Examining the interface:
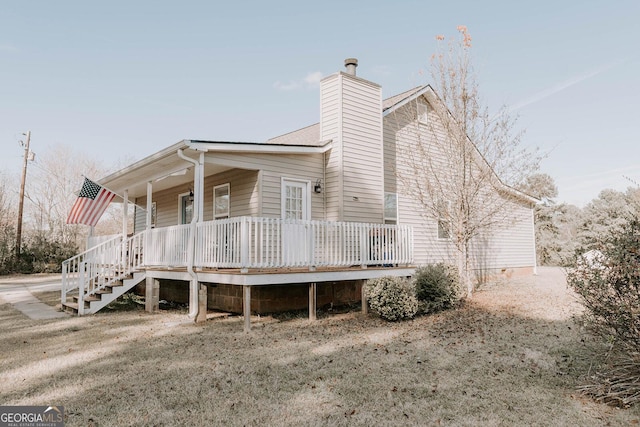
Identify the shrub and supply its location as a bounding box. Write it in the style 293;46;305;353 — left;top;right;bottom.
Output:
365;276;418;321
413;263;460;314
568;218;640;352
567;217;640;407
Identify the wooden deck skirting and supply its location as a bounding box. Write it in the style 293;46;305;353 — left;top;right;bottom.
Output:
142;264;416;331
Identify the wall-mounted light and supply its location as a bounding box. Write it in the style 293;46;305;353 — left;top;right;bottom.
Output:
314;179;322;194
188;189;194;202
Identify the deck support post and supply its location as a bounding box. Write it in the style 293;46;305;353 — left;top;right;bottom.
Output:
361;279;368;315
196;284;207;323
309;282;317;321
243;285;251;332
145;277;160;313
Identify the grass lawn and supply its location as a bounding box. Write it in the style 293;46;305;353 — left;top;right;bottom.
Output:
2;267;639;426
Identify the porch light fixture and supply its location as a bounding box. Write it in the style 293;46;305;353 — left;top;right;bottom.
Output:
188;189;194;202
314;179;322;194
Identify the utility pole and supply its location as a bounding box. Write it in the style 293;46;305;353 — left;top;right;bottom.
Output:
16;130;33;257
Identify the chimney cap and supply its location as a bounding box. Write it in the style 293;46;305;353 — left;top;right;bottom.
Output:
344;58;358;75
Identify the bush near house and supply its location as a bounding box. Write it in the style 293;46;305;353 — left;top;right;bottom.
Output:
413;263;461;314
567;217;640;407
366;264;461;322
365;276;418;321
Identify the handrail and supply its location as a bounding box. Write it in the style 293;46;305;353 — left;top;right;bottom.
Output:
62;231;147;313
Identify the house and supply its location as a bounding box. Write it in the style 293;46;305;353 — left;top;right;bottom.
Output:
61;58;537;329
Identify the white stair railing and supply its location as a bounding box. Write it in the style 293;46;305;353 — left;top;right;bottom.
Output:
62;232;147;314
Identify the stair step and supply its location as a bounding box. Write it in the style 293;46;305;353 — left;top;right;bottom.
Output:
62;302;79;314
73;295;101;303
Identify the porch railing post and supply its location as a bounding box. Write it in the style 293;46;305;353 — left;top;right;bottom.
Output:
78;261;85;316
360;223;369;269
240;216;250;272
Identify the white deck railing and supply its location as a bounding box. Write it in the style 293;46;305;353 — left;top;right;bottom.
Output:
64;218;413;305
140;216;413;270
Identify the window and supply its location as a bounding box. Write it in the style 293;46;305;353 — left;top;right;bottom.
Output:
418;101;428;125
384;192;398;224
437;200;451;239
179;192;193;224
214;184;230;219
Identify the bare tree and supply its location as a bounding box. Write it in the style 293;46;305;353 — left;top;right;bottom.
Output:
393;26;540;296
0;172;17;272
25;144;108;249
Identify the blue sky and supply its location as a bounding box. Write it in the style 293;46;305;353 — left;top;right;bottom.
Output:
1;0;638;207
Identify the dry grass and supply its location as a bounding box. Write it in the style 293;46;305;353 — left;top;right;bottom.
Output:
2;267;640;426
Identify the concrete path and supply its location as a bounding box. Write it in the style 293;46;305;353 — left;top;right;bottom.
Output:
0;274;68;320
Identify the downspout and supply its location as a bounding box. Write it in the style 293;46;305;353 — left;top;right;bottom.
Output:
177;149;200;320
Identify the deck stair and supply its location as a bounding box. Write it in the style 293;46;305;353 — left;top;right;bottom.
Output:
62;271;146;315
62;232;146;315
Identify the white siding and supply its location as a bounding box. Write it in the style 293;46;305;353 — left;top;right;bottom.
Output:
320;72;383;223
384;95;536;272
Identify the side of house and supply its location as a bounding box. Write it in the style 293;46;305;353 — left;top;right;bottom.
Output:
382;87;537;279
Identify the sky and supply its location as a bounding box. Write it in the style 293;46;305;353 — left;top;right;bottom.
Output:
1;0;638;207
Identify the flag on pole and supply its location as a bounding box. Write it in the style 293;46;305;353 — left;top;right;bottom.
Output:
66;178;116;226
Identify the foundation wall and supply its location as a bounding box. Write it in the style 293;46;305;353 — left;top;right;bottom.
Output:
136;279;363;314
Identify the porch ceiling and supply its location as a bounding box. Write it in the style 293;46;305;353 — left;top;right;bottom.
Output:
100;148;234;199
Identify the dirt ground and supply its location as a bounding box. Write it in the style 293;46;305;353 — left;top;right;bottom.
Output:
1;267;639;426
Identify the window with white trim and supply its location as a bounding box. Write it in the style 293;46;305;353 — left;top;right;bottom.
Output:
214;183;230;219
437;200;451;239
384;192;398;224
418;101;429;125
179;192;193;224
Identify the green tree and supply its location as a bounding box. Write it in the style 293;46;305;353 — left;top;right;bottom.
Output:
521;173;580;266
578;189;636;249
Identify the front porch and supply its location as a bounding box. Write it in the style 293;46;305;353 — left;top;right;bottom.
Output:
62;216;415;329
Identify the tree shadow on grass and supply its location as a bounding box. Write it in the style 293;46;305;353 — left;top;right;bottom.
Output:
1;293;638;426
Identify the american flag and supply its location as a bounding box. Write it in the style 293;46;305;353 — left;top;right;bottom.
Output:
66;178;116;226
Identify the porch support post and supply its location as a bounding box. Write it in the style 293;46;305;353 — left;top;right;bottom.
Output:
122;189;129;269
146;181;153;230
361;279;368;315
309;282;317;321
198;152;205;223
145;277;159;313
122;189;129;240
243;285;251;332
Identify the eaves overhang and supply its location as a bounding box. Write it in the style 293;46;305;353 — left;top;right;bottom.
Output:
185;139;332;154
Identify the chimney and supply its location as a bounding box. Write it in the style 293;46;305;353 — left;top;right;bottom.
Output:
344;58;358;76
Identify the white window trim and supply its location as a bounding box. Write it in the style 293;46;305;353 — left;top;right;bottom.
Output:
281;177;311;220
214;183;230;219
384;192;398;223
178;191;193;224
417;101;429;125
437;199;452;240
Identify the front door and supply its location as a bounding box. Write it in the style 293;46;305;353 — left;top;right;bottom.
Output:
281;179;310;265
